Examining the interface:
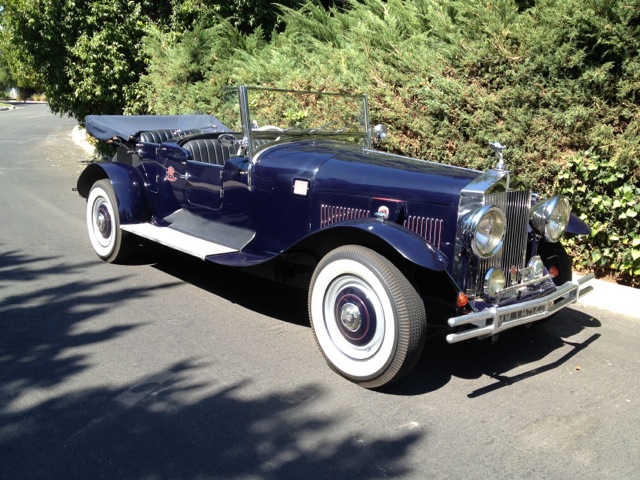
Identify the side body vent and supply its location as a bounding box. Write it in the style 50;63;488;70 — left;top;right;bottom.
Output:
320;205;370;228
404;216;443;249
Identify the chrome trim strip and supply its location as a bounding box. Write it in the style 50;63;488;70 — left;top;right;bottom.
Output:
446;274;595;344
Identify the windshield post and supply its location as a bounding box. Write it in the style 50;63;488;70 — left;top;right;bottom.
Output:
238;84;253;159
362;94;372;149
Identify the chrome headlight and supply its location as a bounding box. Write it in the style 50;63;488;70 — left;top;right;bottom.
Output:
530;196;570;243
459;205;506;258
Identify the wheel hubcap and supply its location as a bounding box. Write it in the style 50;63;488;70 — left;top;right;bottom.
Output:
340;303;362;332
93;199;113;247
97;211;106;233
326;276;381;351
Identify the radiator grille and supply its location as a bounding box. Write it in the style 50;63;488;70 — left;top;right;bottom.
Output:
404;216;443;249
320;205;369;227
474;190;531;301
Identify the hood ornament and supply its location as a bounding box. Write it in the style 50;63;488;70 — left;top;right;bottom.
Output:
489;142;507;170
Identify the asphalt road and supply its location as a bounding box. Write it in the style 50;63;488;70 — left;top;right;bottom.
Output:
1;104;638;480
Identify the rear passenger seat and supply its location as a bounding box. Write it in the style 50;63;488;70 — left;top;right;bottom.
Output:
138;129;177;144
138;129;199;144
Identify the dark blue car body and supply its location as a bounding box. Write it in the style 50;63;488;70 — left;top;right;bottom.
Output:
78;85;593;388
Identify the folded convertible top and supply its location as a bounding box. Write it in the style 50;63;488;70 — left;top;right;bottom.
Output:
85;114;230;141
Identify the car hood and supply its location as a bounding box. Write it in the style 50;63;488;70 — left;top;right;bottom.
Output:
310;140;481;207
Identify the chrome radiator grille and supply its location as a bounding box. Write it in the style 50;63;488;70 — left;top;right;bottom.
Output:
473;189;531;301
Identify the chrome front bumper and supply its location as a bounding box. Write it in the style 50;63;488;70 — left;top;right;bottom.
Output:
446;274;595;344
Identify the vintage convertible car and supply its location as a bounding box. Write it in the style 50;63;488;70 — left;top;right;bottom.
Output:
78;85;594;388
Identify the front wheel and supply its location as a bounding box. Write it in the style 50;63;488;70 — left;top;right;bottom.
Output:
86;179;133;263
309;246;426;389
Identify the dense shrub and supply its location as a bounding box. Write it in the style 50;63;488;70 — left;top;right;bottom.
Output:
136;0;640;285
557;152;640;286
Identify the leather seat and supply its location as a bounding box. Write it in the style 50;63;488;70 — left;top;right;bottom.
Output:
182;138;235;166
138;129;177;144
138;129;199;144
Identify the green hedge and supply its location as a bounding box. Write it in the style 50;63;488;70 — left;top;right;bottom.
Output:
557;152;640;286
135;0;640;285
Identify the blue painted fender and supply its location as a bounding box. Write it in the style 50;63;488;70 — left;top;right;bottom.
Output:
327;219;449;271
566;213;591;235
77;162;151;224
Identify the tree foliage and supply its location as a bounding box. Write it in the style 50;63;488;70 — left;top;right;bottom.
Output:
0;50;15;92
0;0;321;120
0;0;163;119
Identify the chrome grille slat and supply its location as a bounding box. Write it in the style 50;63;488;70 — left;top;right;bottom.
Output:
404;216;443;249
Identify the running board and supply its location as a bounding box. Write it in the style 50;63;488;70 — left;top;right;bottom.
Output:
121;223;237;260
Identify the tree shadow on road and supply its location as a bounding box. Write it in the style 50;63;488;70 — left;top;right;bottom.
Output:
0;248;422;479
1;361;421;480
0;249;179;406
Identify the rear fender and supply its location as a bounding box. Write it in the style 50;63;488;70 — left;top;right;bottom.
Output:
77;162;151;224
319;219;449;271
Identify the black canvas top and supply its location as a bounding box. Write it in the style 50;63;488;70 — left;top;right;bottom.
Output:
85;114;230;141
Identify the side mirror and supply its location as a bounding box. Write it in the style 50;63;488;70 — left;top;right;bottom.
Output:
373;124;388;143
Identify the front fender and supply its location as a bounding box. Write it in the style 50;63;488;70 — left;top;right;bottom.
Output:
566;213;591;235
331;219;449;271
77;162;150;224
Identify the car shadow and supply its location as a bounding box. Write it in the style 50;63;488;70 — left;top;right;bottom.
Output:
148;245;603;397
388;308;602;396
150;245;309;327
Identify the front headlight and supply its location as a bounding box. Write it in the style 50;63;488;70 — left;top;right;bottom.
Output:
459;205;506;258
530;196;570;242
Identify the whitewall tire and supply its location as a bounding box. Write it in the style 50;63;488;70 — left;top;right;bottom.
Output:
309;245;426;388
86;179;132;263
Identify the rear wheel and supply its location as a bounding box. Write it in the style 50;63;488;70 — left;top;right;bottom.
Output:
86;179;133;263
309;246;426;389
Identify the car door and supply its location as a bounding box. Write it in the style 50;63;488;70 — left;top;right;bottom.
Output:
185;161;224;211
158;144;190;208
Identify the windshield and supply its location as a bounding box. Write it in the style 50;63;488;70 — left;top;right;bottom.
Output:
215;86;371;156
